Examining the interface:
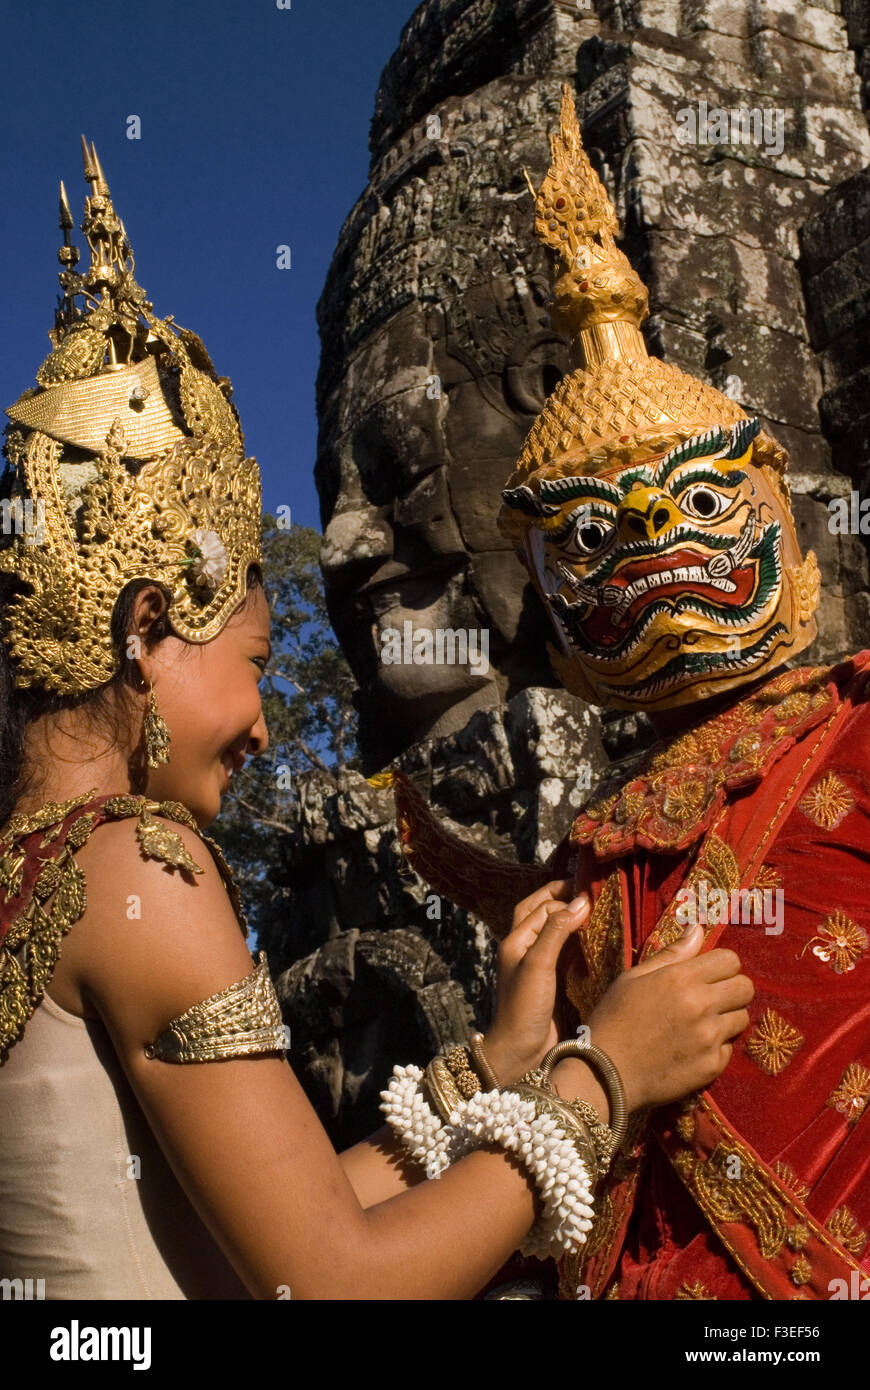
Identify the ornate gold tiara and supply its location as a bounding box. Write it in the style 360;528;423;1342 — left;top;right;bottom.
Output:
0;138;262;695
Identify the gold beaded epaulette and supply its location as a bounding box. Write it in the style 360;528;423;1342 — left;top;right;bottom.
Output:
0;789;251;1064
0;138;262;696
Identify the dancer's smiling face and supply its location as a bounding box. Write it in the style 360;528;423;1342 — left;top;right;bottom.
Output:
134;575;271;828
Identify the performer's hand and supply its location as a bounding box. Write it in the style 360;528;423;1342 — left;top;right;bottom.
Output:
582;925;754;1111
485;878;591;1085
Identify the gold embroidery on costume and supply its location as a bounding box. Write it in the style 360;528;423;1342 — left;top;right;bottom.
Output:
0;790;247;1064
826;1206;868;1256
672;1143;789;1260
774;1161;810;1204
753;864;782;893
660;776;707;823
790;1255;812;1286
786;1224;810;1251
798;773;854;830
745;1008;804;1076
0;791;98;1064
674;1281;716;1299
568;666;835;858
827;1062;870;1126
801;911;868;975
143;951;286;1063
647;833;739;953
560;1109;649;1298
676;1092;699;1142
677;1113;696;1141
565;870;623;1016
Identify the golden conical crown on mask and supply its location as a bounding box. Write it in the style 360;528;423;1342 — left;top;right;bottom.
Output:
0;139;262;696
501;85;781;521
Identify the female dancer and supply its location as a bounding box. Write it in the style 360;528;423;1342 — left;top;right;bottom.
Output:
0;146;753;1300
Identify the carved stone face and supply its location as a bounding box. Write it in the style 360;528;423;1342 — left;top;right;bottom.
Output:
317;289;568;766
513;422;820;710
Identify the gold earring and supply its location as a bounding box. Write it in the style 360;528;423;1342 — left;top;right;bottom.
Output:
143;681;171;768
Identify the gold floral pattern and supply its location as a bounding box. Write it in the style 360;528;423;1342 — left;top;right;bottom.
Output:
661;776;707;822
644;833;740;955
753;864;783;893
827;1062;870;1126
802;911;868;975
565;871;624;1017
798;773;855;830
745;1008;805;1076
790;1255;812;1286
570;663;836;857
672;1141;789;1260
674;1281;716;1299
826;1205;868;1256
774;1161;810;1204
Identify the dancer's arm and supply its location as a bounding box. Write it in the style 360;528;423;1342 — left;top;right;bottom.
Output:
74;817;751;1300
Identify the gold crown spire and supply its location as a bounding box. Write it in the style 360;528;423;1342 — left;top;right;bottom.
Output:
0;141;262;696
501;86;753;489
528;84;649;369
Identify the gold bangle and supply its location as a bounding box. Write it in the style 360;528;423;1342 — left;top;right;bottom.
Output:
469;1031;500;1091
507;1081;601;1184
539;1039;628;1149
425;1056;463;1122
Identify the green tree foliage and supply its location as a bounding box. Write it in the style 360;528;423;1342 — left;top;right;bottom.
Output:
208;515;359;930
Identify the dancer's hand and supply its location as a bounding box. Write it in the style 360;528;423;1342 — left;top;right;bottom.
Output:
577;926;754;1112
485;878;590;1085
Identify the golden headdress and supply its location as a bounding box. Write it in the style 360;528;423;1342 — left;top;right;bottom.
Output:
502;84;772;496
0;138;262;696
499;87;818;710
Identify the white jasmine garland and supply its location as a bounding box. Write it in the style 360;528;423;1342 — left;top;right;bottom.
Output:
188;529;228;589
380;1064;597;1259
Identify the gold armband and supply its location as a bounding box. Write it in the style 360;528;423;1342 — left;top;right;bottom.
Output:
143;951;287;1063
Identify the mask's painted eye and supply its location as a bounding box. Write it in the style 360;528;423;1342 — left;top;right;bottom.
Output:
563;517;615;557
678;483;732;521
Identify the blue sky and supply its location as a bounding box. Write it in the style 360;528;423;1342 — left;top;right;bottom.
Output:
0;0;418;530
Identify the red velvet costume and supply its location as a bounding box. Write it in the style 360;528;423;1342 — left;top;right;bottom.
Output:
394;651;870;1300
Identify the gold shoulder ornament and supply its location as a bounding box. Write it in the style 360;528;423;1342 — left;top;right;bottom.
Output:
0;790;249;1063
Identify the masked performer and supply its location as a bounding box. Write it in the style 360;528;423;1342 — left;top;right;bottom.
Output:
0;141;751;1300
394;86;870;1301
